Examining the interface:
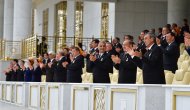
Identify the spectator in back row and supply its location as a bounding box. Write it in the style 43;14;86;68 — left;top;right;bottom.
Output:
161;32;180;73
184;30;190;55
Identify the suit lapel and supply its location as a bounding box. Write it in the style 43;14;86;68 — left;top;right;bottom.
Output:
99;53;105;61
144;44;156;58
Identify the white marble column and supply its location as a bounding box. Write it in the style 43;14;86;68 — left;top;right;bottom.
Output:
167;0;188;25
83;1;101;38
13;0;32;41
0;0;4;38
2;0;32;59
3;0;32;41
108;2;115;40
3;0;14;40
67;0;75;37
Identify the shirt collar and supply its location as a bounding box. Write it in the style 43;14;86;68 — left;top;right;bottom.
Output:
99;52;104;57
59;56;64;60
94;47;98;50
148;43;154;50
168;41;174;46
51;58;54;62
74;54;80;59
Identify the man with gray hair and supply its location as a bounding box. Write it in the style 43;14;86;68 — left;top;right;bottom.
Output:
89;41;112;83
128;32;165;84
54;50;68;82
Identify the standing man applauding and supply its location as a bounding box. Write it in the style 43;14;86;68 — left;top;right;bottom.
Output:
128;32;165;84
62;47;84;83
112;40;137;84
89;41;112;83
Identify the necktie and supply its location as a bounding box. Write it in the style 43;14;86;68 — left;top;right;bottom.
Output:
99;54;101;59
72;58;76;63
166;45;170;50
98;54;102;59
145;49;151;57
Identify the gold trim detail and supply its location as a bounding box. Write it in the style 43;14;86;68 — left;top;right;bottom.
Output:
101;2;109;39
72;87;89;110
48;86;59;110
40;86;46;110
29;85;39;108
15;85;23;105
172;91;190;110
93;88;106;110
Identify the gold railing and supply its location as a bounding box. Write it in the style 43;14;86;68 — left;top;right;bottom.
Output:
0;36;113;60
21;35;112;59
0;39;5;60
22;35;37;59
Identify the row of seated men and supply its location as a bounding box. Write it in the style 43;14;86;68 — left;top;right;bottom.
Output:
4;23;190;84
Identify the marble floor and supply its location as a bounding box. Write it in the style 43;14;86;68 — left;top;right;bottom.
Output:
0;102;30;110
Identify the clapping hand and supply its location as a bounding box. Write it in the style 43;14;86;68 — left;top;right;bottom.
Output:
13;65;19;72
48;62;52;68
62;62;68;68
89;54;96;62
127;47;142;58
39;63;45;69
70;54;74;62
111;55;121;64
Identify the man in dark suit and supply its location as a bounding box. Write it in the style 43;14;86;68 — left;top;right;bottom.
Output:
41;53;50;76
106;42;116;73
11;59;19;81
45;51;57;82
128;32;165;84
112;40;137;84
42;53;50;64
83;39;99;73
90;41;112;83
160;27;170;48
63;47;84;83
180;19;190;43
136;30;149;55
161;32;180;73
54;50;68;82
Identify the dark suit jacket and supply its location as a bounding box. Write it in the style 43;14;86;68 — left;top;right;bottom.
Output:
114;53;137;84
41;58;50;75
86;48;99;73
43;59;50;64
186;48;190;55
16;68;25;81
137;41;147;56
6;70;13;81
11;70;17;81
160;36;168;49
46;59;57;82
54;56;67;82
132;44;165;84
66;55;84;83
107;49;117;73
90;52;112;83
32;66;42;82
161;42;180;73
